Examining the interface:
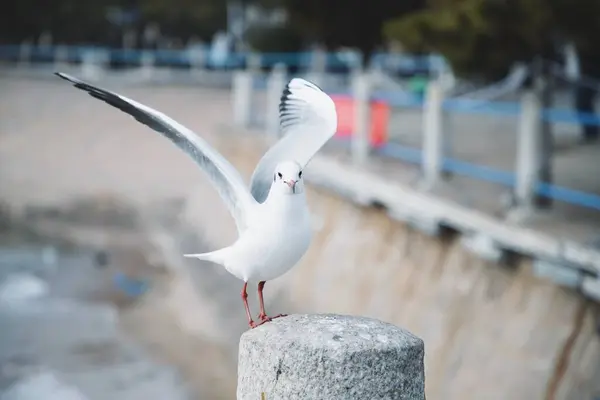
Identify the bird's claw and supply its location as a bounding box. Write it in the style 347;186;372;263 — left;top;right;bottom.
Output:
248;313;289;329
258;313;271;323
257;313;288;324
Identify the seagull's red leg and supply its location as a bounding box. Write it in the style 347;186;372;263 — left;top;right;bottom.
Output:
257;281;287;325
241;282;256;329
257;281;269;321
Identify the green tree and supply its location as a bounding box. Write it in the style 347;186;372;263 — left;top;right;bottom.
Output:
383;0;600;81
383;0;562;81
384;0;600;200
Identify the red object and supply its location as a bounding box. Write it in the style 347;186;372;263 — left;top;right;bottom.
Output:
332;95;389;148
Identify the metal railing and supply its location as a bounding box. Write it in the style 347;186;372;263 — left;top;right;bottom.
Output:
3;43;599;211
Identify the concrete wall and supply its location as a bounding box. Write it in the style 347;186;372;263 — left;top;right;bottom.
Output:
278;187;600;399
1;77;598;399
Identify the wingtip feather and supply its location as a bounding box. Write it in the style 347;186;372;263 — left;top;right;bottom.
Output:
279;77;337;133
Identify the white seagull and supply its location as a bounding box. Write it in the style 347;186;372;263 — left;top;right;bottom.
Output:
55;72;338;328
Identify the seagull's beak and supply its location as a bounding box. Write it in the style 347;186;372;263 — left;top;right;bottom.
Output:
285;180;297;190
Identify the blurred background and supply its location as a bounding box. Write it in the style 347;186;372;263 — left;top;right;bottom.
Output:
1;0;600;399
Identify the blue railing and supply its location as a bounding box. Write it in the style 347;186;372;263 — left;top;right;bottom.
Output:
0;44;441;72
3;43;598;211
326;90;600;212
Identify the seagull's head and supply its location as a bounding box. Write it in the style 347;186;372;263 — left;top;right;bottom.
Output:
272;161;304;195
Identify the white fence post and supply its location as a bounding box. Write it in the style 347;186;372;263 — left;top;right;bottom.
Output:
188;47;206;78
81;49;106;81
53;45;69;71
421;79;445;188
513;89;542;213
266;63;288;138
351;71;371;166
307;47;327;88
247;53;262;73
139;50;156;81
18;40;33;68
232;71;253;128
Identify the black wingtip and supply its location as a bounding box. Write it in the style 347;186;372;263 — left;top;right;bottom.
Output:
279;86;292;112
279;77;323;113
54;71;79;85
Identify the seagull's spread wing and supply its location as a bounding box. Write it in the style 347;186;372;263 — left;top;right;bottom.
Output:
249;78;338;203
55;72;256;233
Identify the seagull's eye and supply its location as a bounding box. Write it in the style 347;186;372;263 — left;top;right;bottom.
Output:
298;171;303;178
277;172;283;179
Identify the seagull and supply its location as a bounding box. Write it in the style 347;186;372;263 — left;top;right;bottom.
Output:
54;72;338;328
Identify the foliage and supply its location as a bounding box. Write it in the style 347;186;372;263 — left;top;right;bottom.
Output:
383;0;566;80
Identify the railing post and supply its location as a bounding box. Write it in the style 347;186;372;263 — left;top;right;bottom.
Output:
266;63;288;138
139;50;156;81
232;70;253;128
18;40;33;68
307;46;327;88
351;71;372;167
54;45;69;72
513;89;542;214
188;46;206;78
247;53;262;74
237;314;425;399
80;49;106;81
421;79;445;189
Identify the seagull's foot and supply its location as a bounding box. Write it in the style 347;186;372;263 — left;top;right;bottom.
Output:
258;312;270;322
248;319;258;329
255;318;271;327
257;313;288;324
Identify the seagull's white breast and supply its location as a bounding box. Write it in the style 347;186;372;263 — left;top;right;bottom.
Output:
224;194;312;282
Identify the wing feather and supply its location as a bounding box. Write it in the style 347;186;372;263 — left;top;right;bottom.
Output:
250;78;337;203
55;72;256;233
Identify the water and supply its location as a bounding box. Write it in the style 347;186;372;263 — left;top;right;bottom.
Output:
0;242;193;400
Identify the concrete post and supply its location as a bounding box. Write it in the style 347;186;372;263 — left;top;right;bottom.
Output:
53;45;69;72
237;314;425;400
514;89;542;212
422;79;445;189
232;71;253;128
139;50;156;81
80;50;105;81
307;47;327;88
247;53;262;74
266;63;288;138
351;71;371;167
18;40;33;68
188;46;206;78
349;52;363;76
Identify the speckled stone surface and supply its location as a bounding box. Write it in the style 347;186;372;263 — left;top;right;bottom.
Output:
237;314;425;400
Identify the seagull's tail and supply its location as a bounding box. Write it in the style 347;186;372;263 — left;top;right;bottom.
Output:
183;248;228;265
